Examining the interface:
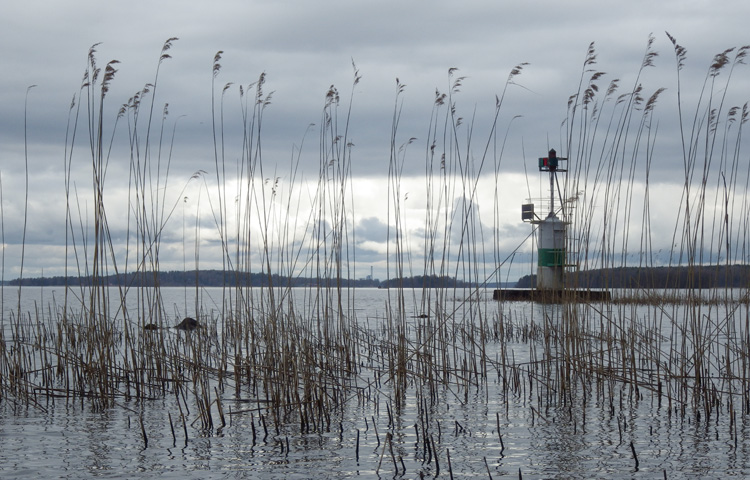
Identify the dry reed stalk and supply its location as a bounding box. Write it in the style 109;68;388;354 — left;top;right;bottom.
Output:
2;36;750;479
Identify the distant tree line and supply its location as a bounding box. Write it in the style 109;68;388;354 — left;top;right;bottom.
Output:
7;270;383;288
6;270;488;289
516;265;750;289
379;274;471;289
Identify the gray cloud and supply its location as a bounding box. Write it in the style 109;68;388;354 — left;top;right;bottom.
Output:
2;1;750;280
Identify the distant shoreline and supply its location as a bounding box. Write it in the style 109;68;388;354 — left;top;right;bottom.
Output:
7;264;750;289
3;270;515;289
516;264;750;289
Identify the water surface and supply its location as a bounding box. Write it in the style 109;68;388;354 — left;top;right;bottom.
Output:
1;286;749;478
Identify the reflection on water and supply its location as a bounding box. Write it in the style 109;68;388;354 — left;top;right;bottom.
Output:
1;285;750;478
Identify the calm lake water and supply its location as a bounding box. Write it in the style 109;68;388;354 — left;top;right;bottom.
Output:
1;285;749;478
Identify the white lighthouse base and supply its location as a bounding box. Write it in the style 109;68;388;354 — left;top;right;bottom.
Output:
537;266;564;290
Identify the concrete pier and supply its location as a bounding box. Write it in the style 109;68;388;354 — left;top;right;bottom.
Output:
492;288;611;303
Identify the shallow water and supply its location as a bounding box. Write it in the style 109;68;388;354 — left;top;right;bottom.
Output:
2;286;750;478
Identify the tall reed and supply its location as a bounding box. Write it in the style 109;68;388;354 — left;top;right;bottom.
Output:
2;35;750;476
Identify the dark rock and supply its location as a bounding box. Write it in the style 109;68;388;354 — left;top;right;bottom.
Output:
175;317;200;331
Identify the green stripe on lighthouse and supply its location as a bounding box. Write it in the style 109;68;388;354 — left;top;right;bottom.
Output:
538;248;565;267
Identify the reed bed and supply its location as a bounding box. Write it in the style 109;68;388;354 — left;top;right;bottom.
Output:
2;34;750;476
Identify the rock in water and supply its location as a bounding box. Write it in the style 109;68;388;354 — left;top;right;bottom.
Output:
175;317;200;331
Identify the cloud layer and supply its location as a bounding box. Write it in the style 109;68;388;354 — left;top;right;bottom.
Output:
2;1;750;281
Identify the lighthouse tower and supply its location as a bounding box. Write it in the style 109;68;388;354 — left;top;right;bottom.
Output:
493;148;610;302
522;149;568;291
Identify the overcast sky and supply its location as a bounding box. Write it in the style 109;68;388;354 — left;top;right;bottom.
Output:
2;0;750;283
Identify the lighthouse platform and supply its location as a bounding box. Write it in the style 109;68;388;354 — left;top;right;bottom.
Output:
492;288;612;303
